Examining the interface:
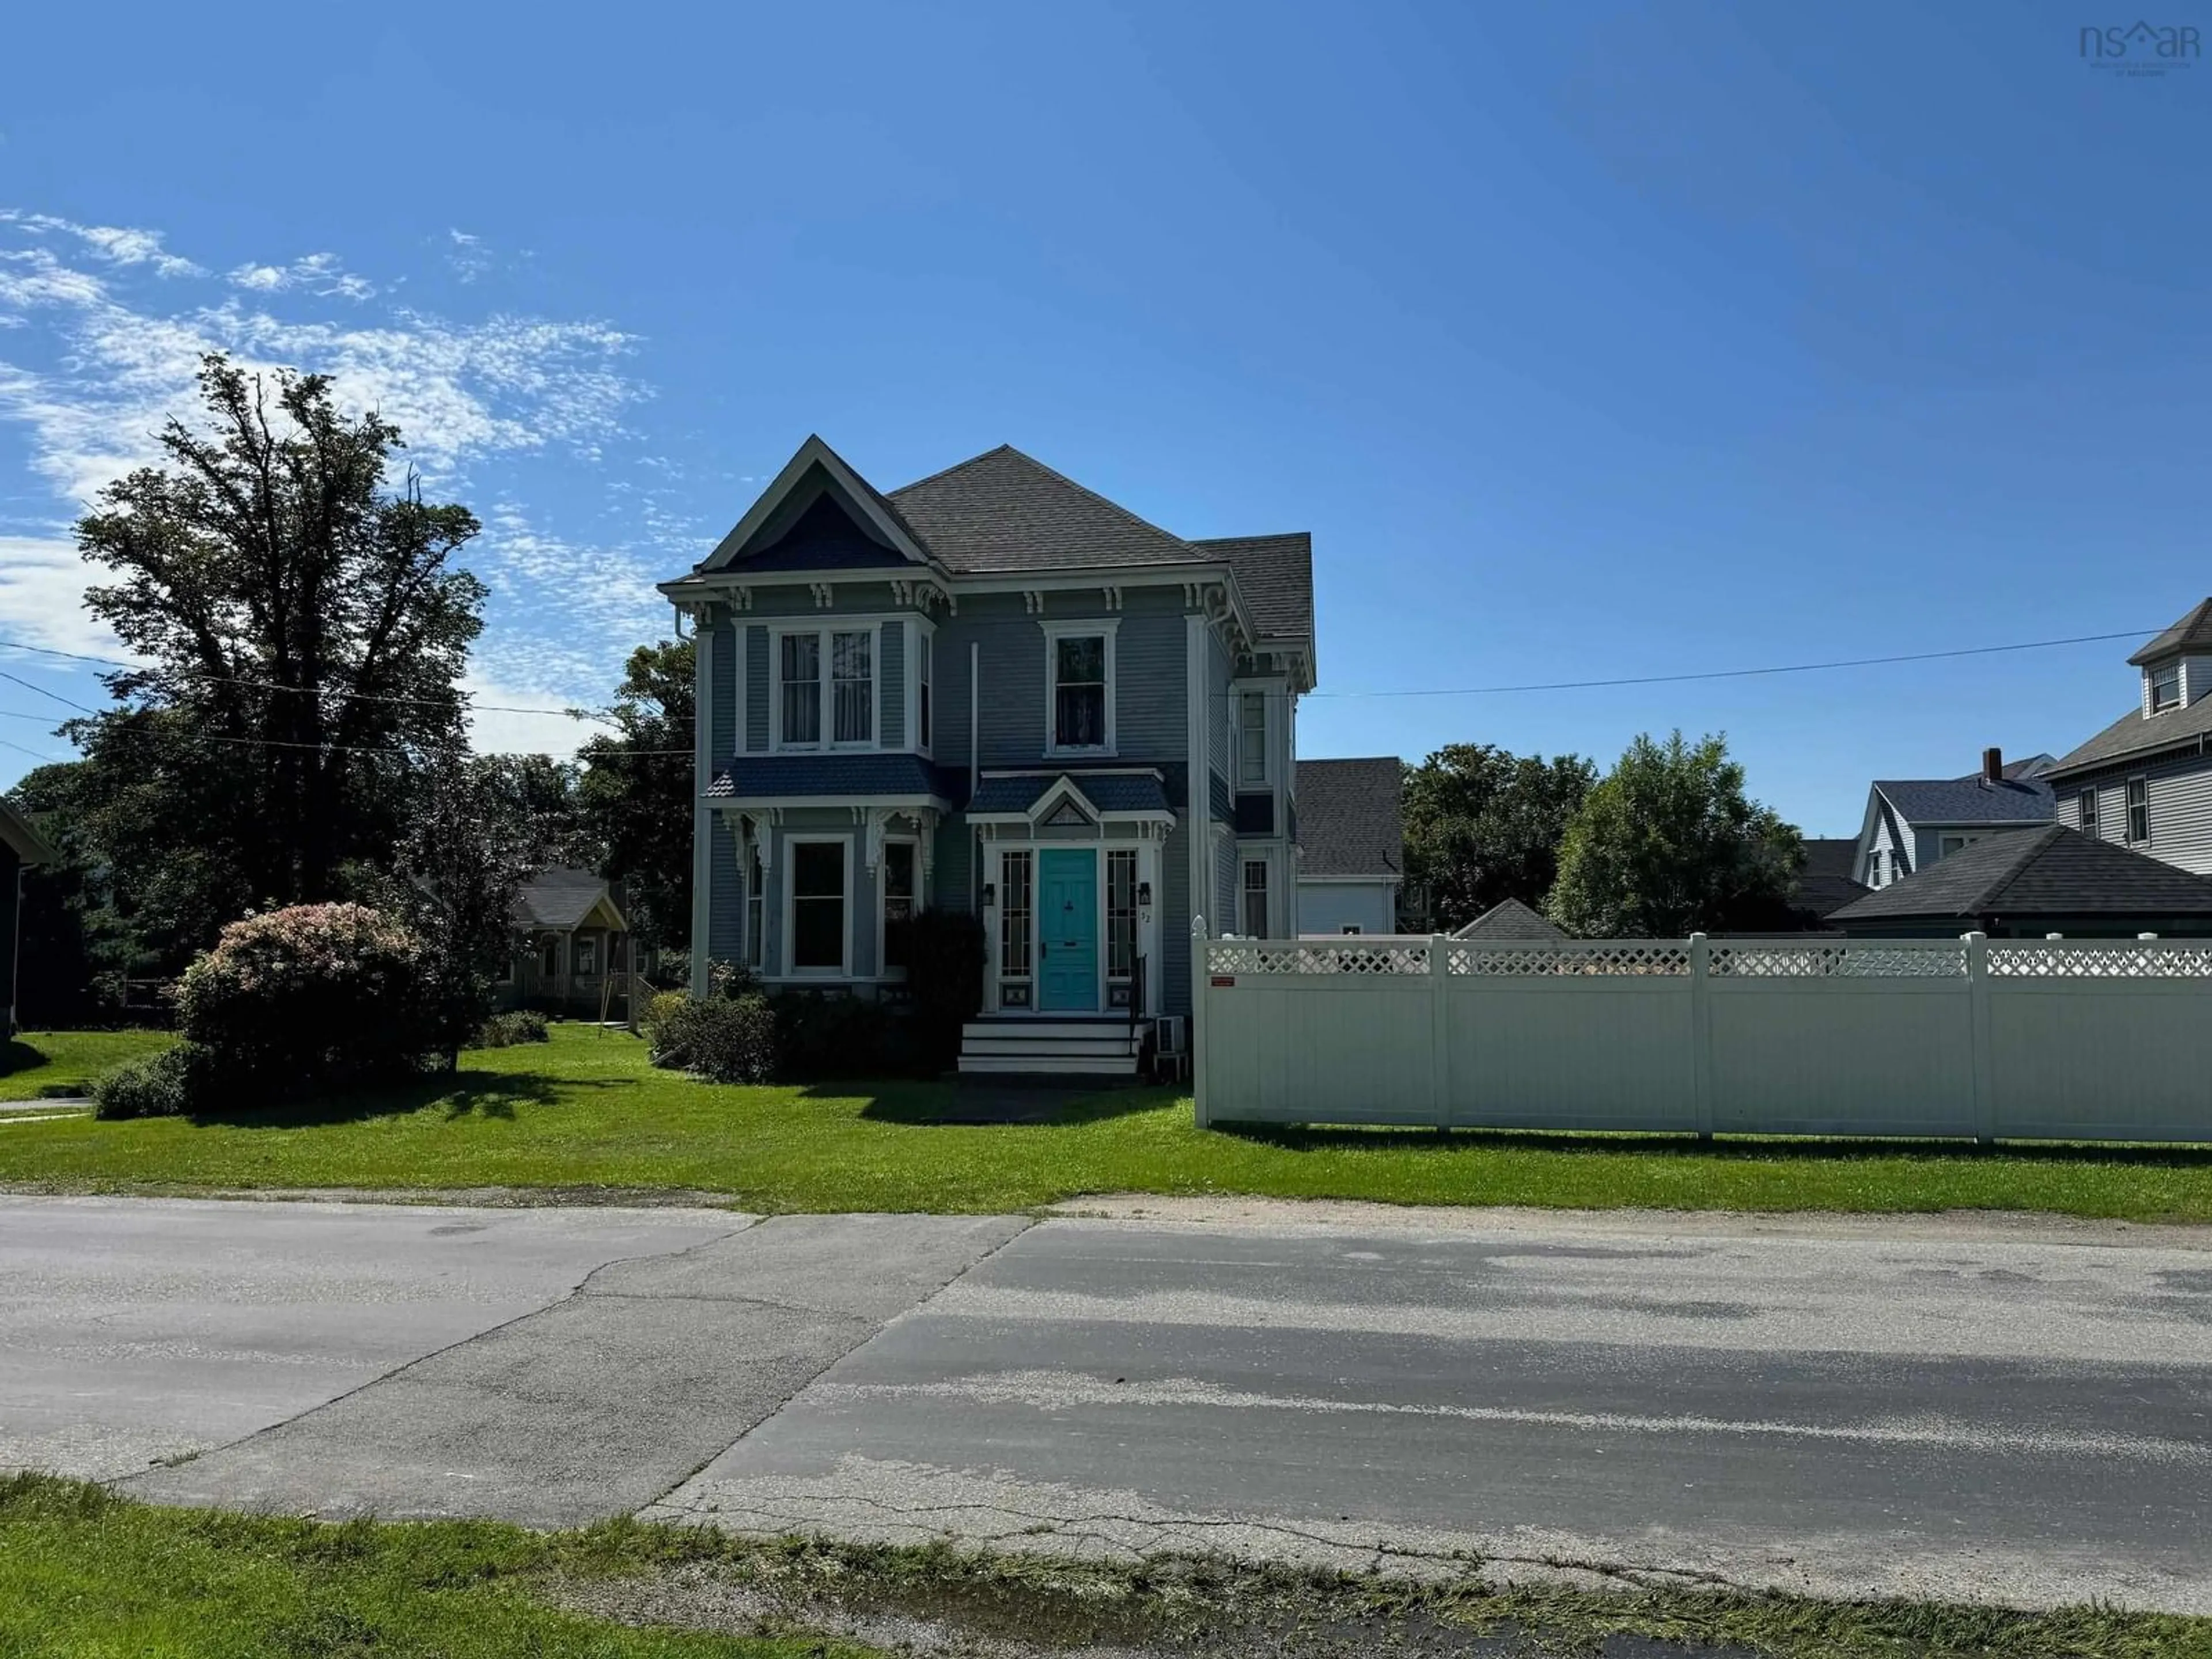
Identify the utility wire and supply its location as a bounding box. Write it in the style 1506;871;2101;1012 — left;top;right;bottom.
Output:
1306;628;2152;699
0;636;613;722
0;668;101;716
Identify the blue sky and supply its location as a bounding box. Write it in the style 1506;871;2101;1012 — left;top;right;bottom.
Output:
1;0;2205;832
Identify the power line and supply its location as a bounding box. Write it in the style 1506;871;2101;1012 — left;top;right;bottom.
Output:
0;736;63;765
0;636;614;722
0;668;100;717
1306;628;2153;699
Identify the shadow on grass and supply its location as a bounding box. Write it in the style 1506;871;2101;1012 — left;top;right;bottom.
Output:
1213;1120;2212;1167
0;1039;47;1078
185;1069;574;1130
825;1078;1180;1127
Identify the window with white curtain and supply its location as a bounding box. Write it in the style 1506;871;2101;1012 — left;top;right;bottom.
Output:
779;633;821;746
831;629;873;745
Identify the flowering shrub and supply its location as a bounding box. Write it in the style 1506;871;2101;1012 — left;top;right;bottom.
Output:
171;903;435;1103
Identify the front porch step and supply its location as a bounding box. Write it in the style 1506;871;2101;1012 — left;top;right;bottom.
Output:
957;1014;1151;1079
957;1054;1140;1077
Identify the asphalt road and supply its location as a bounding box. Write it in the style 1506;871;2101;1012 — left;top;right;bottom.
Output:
6;1195;2211;1609
649;1210;2212;1612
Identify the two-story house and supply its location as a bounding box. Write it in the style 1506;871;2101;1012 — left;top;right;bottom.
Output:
1849;749;2055;890
2047;599;2212;875
658;437;1315;1074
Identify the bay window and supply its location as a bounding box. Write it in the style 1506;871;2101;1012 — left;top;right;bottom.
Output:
881;841;917;975
831;629;873;744
775;626;877;749
789;840;849;973
1238;690;1267;785
779;634;821;746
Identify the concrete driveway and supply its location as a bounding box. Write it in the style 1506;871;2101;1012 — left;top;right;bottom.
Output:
5;1194;2211;1611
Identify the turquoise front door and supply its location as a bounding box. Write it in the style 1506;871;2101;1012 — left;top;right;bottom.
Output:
1037;849;1099;1012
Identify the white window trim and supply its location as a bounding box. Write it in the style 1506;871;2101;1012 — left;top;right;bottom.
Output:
2151;662;2182;713
770;624;884;754
1236;686;1271;787
1041;618;1119;759
1240;851;1274;938
876;834;921;982
911;617;936;758
743;831;766;969
2078;787;2099;840
782;834;853;976
2127;774;2150;843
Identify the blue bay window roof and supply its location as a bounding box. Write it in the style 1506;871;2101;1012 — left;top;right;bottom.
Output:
706;753;956;801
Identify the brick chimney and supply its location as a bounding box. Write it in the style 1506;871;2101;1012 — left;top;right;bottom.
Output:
1982;747;2003;785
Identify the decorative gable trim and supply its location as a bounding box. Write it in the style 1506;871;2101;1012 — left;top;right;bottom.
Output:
699;435;932;574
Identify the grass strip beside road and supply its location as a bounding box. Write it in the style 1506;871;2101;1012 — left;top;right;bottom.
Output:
0;1474;868;1658
3;1025;2212;1221
3;1474;2207;1659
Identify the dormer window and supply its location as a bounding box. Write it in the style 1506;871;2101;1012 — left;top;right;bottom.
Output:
2151;660;2182;713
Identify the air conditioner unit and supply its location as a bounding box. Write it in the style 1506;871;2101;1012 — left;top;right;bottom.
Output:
1154;1015;1187;1056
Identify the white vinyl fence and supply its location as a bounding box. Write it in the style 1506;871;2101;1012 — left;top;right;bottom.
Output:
1191;927;2212;1143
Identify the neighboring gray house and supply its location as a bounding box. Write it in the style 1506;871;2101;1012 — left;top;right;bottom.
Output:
1;797;56;1037
1789;837;1870;926
1851;749;2055;890
660;437;1316;1074
2047;599;2212;876
1293;756;1402;935
501;869;634;1018
1830;824;2212;939
1451;897;1566;942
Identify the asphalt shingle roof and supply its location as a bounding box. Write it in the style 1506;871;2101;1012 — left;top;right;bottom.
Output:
1875;777;2054;825
2128;597;2212;665
706;753;955;801
2051;699;2212;778
1452;898;1566;941
1295;757;1403;879
1190;533;1313;641
1828;825;2212;923
1794;837;1871;919
886;446;1203;574
516;869;618;931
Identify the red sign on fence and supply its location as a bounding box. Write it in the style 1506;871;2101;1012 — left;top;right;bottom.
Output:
1211;975;1236;987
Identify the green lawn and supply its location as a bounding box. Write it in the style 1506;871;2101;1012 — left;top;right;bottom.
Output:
0;1029;173;1101
0;1474;870;1658
3;1024;2212;1221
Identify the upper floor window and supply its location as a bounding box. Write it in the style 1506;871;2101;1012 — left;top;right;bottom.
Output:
2079;787;2099;839
2152;661;2182;712
831;630;873;744
1238;690;1268;785
779;634;820;745
776;627;876;749
1241;858;1270;937
1043;623;1115;753
916;630;932;751
2128;775;2150;842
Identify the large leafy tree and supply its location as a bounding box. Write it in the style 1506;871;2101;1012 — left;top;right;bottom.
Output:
1546;730;1801;938
4;763;132;1024
66;354;485;952
1400;744;1596;931
577;638;694;951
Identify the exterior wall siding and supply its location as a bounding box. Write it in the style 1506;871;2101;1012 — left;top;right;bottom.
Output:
879;620;905;748
707;811;744;967
1215;832;1238;934
744;624;769;752
2058;751;2212;876
1297;880;1399;935
709;620;736;760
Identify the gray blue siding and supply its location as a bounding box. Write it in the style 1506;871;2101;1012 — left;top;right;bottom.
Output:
880;620;905;748
744;624;768;752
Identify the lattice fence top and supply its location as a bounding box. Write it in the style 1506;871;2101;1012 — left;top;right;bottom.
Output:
1205;937;2212;981
1206;940;1431;976
1710;943;1966;979
1988;943;2212;978
1446;942;1692;977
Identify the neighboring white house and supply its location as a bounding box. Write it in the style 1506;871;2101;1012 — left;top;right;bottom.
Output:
1294;756;1402;935
1851;748;2055;891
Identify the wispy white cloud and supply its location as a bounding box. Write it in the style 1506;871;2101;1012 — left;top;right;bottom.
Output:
446;228;494;285
226;251;376;301
0;210;671;762
0;534;130;659
0;210;202;277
